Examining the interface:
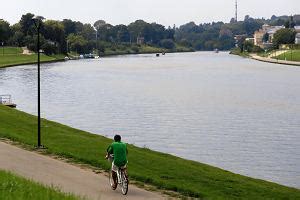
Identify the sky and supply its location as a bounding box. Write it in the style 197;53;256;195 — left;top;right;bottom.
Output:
1;0;299;27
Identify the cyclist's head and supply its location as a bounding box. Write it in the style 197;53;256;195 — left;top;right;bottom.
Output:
114;134;121;142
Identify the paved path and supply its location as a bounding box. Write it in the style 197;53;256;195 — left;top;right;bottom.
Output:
0;142;167;200
250;54;300;66
268;50;289;58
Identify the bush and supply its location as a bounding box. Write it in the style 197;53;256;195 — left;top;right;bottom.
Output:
41;42;57;55
131;46;139;53
160;39;175;49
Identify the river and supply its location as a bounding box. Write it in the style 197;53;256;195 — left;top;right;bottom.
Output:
0;52;299;188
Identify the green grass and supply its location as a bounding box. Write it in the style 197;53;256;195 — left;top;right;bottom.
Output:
0;54;65;68
0;170;83;200
274;50;300;62
0;105;299;199
0;46;23;55
100;44;192;56
230;48;250;57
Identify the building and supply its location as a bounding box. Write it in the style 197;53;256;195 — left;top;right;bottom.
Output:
136;37;144;45
245;38;254;44
254;24;284;49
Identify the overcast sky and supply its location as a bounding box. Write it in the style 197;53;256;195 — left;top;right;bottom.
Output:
1;0;299;27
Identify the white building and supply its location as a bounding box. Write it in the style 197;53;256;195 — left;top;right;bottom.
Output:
254;24;284;48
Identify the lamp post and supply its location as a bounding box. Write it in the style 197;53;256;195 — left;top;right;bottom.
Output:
32;17;44;148
1;42;4;55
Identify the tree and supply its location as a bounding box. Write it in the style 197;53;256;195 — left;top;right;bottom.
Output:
160;39;175;49
113;25;130;43
80;24;95;41
0;20;12;43
43;20;66;53
273;29;296;48
94;20;106;29
62;19;77;35
67;34;88;54
19;13;35;35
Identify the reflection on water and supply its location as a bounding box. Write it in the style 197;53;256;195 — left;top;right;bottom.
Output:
1;52;299;188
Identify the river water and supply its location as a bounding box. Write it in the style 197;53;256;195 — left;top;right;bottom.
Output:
0;52;299;188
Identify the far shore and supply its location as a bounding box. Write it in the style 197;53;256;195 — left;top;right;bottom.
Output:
0;48;194;69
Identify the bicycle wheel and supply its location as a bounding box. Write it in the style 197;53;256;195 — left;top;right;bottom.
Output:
109;170;116;190
121;171;128;195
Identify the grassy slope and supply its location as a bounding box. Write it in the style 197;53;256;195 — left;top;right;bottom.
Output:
0;170;82;200
0;105;299;199
0;47;65;68
0;54;65;68
274;50;300;62
101;44;193;56
0;47;23;54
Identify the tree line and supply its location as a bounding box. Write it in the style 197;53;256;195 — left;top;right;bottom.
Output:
175;15;300;51
0;13;176;55
0;13;299;55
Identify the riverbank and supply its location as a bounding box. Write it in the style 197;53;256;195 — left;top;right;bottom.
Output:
250;54;300;66
230;48;300;66
0;105;299;199
0;54;66;68
0;45;193;69
97;44;193;57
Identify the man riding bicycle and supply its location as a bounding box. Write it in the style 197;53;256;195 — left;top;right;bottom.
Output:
106;134;128;190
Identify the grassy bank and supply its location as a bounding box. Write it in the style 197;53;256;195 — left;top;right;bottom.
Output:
1;46;193;68
0;47;65;68
0;170;82;200
98;44;193;57
229;48;250;57
0;54;66;68
274;50;300;62
0;105;299;199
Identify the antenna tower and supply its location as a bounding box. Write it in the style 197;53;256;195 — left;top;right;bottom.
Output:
235;0;238;22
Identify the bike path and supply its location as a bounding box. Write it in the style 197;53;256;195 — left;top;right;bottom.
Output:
0;141;166;200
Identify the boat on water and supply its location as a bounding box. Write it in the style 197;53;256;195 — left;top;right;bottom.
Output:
0;94;17;108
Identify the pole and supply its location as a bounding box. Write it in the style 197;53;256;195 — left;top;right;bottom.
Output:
37;25;41;147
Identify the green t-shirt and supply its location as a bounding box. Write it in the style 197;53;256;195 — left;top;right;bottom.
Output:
107;142;127;167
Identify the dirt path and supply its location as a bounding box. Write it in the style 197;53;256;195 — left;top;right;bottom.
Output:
22;47;32;55
0;142;167;200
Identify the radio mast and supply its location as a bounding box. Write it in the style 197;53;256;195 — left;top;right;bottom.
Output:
235;0;238;22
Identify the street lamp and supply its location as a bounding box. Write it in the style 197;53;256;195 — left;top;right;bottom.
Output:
32;16;44;148
1;42;4;55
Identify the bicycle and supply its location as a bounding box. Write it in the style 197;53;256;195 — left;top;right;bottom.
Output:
106;154;128;195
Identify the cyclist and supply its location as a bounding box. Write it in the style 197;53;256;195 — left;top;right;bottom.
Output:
106;134;128;190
